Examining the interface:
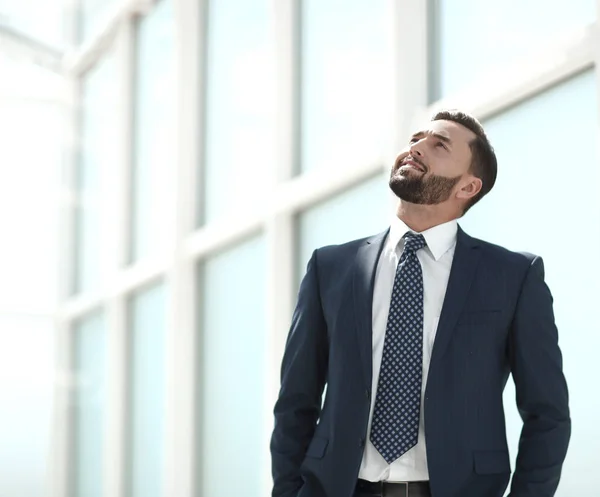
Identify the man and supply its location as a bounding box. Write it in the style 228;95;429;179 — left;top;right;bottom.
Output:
270;109;571;497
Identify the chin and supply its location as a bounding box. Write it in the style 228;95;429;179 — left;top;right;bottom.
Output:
392;170;410;181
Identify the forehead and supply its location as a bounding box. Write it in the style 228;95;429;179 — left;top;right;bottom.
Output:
414;119;476;149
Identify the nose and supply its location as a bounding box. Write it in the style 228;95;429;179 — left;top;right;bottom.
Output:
409;139;425;157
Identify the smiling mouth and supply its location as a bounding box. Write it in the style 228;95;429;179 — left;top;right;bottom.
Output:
400;159;426;173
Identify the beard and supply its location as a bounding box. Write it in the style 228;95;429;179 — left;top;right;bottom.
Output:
389;166;462;205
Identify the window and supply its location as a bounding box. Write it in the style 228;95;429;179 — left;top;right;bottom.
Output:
0;316;54;497
128;283;167;497
429;0;597;99
131;0;176;262
73;312;106;497
202;0;276;224
198;236;267;496
75;53;119;294
460;69;599;494
301;0;392;174
297;173;391;282
0;0;66;48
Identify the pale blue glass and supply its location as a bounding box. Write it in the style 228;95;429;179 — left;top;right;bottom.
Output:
202;0;276;224
301;0;392;173
131;0;176;262
432;0;596;99
0;95;62;309
73;312;106;497
129;283;167;497
0;1;66;48
199;236;267;497
0;53;61;497
0;316;54;497
297;173;391;281
460;69;599;496
76;54;119;294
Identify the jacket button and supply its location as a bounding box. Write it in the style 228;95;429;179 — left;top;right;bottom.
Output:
365;389;370;399
359;437;365;448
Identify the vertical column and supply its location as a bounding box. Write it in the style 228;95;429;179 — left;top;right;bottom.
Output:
50;50;80;497
264;212;295;495
274;0;302;182
384;0;431;212
391;0;430;150
263;0;302;494
104;16;135;497
62;0;80;47
166;1;206;496
50;319;75;497
49;321;75;497
104;295;129;497
113;16;135;272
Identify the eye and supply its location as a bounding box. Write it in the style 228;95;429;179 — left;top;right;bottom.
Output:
436;141;448;150
409;137;418;144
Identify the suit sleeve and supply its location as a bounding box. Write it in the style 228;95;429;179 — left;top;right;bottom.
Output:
508;256;571;497
270;249;329;497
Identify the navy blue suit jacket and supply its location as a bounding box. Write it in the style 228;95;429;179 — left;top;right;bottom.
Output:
270;227;570;497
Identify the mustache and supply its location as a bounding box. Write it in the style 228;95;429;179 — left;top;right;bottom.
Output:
396;155;428;172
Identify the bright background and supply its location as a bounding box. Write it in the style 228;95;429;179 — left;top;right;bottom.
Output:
0;1;598;496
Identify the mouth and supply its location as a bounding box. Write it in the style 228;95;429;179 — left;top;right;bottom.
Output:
399;158;426;173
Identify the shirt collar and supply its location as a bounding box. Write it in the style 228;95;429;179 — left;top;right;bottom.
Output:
388;215;458;261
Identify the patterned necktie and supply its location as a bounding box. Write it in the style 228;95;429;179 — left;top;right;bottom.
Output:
370;232;427;464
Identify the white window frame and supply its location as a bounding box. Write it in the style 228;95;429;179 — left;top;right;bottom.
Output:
43;0;600;496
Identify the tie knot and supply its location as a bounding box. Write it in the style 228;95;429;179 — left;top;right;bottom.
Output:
403;232;426;253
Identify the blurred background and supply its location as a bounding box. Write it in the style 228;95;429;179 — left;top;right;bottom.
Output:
0;0;599;496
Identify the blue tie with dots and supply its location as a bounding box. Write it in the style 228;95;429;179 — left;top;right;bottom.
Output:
370;232;427;464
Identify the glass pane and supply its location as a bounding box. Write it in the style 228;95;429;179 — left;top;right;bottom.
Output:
199;236;267;497
0;316;54;497
129;283;167;497
131;0;176;262
297;173;391;282
0;57;63;312
80;0;122;42
0;53;64;101
202;0;276;225
431;0;596;99
73;312;106;497
301;0;393;174
0;0;67;48
460;69;599;496
0;54;61;497
75;53;119;294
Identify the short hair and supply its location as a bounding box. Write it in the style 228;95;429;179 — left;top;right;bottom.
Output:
431;109;497;213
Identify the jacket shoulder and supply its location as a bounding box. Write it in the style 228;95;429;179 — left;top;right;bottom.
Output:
315;230;387;260
466;232;540;268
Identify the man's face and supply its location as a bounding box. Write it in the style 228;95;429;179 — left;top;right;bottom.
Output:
390;120;477;205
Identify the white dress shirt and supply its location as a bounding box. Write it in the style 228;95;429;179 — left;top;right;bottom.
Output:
358;216;458;482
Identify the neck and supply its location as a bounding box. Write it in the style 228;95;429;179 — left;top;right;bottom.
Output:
395;200;459;233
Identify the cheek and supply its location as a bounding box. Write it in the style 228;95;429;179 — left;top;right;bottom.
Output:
437;158;463;177
394;151;410;169
454;153;473;174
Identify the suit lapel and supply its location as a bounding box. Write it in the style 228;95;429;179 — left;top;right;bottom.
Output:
428;226;482;377
353;229;389;388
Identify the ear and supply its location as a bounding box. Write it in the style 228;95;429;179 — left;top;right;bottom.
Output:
456;177;482;201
